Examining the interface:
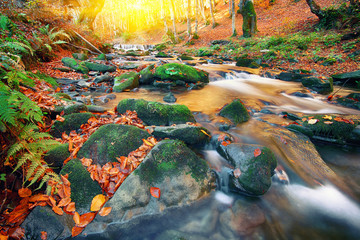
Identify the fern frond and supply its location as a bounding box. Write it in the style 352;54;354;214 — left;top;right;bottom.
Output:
52;40;67;45
44;44;52;52
7;141;25;158
37;174;50;190
0;92;17;126
26;161;43;185
0;41;33;55
13;153;32;172
49;29;71;41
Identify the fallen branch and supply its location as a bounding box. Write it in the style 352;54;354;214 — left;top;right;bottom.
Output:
72;30;103;55
65;42;98;55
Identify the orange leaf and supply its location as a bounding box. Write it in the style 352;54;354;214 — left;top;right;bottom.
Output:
77;212;96;227
48;196;56;207
233;168;241;178
200;129;211;137
71;226;84;237
8;226;24;240
57;197;71;207
40;231;47;240
254;148;261;157
0;234;8;240
99;207;112;217
18;188;32;198
150;187;161;198
143;139;154;147
65;202;76;212
52;206;64;215
73;212;81;225
29;194;48;202
90;194;107;212
61;174;70;186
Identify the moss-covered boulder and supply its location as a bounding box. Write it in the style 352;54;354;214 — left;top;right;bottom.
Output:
301;115;358;144
179;54;194;60
113;72;139;92
63;103;88;115
86;140;213;234
332;70;360;88
155;51;173;58
301;77;333;94
84;62;116;73
154;63;209;84
219;99;250;125
336;93;360;110
235;58;260;68
72;53;88;61
87;105;106;113
44;143;70;173
285;124;314;138
61;57;89;74
51;112;93;138
77;124;150;165
152;124;211;146
219;143;277;196
95;53;106;60
117;98;196;126
60;159;102;214
53;92;72;100
139;64;155;84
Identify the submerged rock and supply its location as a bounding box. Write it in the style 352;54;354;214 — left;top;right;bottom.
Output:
113;72;139;92
117;98;196;126
219;99;250;125
336;93;360;110
235;58;260;69
77;124;150;165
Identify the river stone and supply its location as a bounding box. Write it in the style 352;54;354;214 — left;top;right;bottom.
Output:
118;62;142;70
61;57;89;74
87;105;106;113
219;199;265;238
179;54;194;60
156;51;173;58
63;103;88;115
332;70;360;87
113;72;140;92
219;99;250;125
156;230;208;240
154;63;209;83
77;124;150;165
53;92;72;100
218;143;277;196
44;143;70;173
93;74;113;83
336;93;360;110
301;77;333;94
72;53;88;61
21;206;73;240
275;72;310;82
60;159;102;214
51;112;93;138
152;124;211;146
117;98;196;126
95;53;106;60
84;62;116;73
235;58;260;68
163;92;177;103
83;140;212;236
139;64;155;84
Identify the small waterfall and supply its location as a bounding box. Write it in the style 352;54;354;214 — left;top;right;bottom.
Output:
113;44;154;51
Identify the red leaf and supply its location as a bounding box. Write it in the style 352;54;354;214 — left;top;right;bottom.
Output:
40;231;47;240
254;148;262;157
150;187;161;198
52;206;64;215
71;226;84;237
18;188;32;198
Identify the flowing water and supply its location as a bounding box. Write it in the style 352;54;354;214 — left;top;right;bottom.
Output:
102;63;360;239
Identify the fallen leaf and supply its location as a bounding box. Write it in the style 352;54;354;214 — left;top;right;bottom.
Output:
57;197;71;207
200;129;211;137
0;234;8;240
29;194;48;202
324;121;333;125
40;231;47;240
48;196;56;207
308;119;318;125
254;148;262;157
143;139;154;146
71;226;84;237
52;206;64;215
233;169;241;178
73;212;81;225
323;115;332;120
8;227;25;240
77;212;96;227
99;207;112;217
18;188;32;198
90;194;107;212
65;202;76;212
150;187;161;198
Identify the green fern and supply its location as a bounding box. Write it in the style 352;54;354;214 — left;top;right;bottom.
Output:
0;41;33;55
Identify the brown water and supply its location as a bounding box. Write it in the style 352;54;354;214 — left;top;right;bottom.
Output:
100;64;360;240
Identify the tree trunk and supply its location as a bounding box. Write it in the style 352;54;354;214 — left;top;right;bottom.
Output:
229;0;232;17
200;0;207;23
305;0;325;19
239;0;258;37
161;0;168;33
170;0;178;43
195;0;199;34
209;0;216;28
231;0;236;36
78;0;105;30
187;0;192;36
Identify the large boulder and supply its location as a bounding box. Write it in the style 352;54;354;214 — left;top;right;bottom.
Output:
77;124;150;165
72;53;88;61
113;72;139;92
117;99;196;126
332;70;360;88
139;64;155;84
83;140;213;237
301;77;333;94
336;93;360;110
219;99;250;125
44;143;70;173
51;112;93;138
219;143;277;196
235;58;260;69
152;124;211;146
61;57;88;74
84;62;116;73
60;159;102;214
154;63;209;83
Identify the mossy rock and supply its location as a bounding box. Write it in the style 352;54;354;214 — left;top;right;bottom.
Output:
336;93;360;110
61;57;89;74
113;72;139;92
155;51;173;58
301;77;333;94
139;64;155;84
51;112;93;138
332;70;360;88
87;105;106;113
72;53;88;61
154;63;209;84
77;124;150;165
302;115;358;143
95;53;106;60
63;103;88;115
60;159;102;214
84;62;116;73
152;124;211;146
220;144;277;196
44;143;70;173
219;99;250;124
117;98;196;126
134;140;210;184
53;93;71;100
286;124;314;138
179;54;194;60
235;58;260;68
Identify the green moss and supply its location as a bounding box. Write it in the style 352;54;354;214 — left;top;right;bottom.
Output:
179;54;194;60
51;112;93;138
134;140;209;184
286;124;314;137
154;63;209;83
61;57;89;74
60;159;102;213
53;93;71;100
84;62;116;73
139;64;155;84
72;53;88;61
95;53;106;60
117;99;196;126
63;103;88;115
113;72;139;92
43;143;70;172
301;77;333;94
156;51;172;58
219;99;250;124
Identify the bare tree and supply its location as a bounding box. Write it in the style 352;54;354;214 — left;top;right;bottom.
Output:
238;0;258;37
161;0;168;33
170;0;178;43
231;0;236;36
186;0;192;36
195;0;199;35
78;0;106;30
209;0;216;28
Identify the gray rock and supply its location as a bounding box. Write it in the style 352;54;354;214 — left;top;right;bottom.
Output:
219;99;250;125
301;77;333;94
87;105;107;113
94;74;113;83
332;70;360;88
76;80;91;88
163;92;177;103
